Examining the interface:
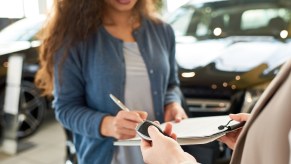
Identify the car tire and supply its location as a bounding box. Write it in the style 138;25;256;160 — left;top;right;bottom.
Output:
0;80;47;139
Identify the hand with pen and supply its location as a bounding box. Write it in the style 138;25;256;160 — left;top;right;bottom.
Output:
100;94;148;140
101;110;147;140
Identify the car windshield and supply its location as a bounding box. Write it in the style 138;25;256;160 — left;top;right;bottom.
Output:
0;15;45;42
168;3;291;40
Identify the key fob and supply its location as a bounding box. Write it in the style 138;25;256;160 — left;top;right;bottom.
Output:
136;120;165;141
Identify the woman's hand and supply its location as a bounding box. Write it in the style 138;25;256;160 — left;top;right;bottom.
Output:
164;102;188;122
218;113;250;149
101;110;147;140
140;123;197;164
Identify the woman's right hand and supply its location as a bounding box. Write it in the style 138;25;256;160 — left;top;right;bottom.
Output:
218;113;250;149
101;110;147;140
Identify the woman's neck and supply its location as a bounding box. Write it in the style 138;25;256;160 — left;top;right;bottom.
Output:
103;9;136;26
102;9;140;42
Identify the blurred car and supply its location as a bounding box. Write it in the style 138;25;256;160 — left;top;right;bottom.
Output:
0;15;49;139
166;0;291;163
167;0;291;117
0;15;77;164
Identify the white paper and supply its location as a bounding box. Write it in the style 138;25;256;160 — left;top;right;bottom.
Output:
114;115;241;146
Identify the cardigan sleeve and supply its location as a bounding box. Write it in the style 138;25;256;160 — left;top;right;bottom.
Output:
53;46;108;139
164;23;182;105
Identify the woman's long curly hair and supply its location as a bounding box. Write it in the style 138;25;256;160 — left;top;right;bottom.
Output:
35;0;160;96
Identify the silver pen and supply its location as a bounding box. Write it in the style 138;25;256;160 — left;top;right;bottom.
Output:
109;94;130;112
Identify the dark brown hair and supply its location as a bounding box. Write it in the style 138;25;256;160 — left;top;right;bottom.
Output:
35;0;160;96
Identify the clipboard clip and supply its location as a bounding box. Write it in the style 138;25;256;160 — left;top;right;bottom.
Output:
218;119;233;130
218;119;246;130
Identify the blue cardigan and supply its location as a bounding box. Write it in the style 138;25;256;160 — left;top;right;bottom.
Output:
53;18;181;164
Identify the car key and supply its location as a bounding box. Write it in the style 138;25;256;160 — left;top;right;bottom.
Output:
136;120;168;141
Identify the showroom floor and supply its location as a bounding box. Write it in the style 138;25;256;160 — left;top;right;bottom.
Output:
0;111;67;164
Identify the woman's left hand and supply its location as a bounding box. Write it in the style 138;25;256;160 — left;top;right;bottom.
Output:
164;102;188;122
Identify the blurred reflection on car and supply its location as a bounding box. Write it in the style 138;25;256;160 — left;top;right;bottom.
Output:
166;0;291;163
167;0;291;117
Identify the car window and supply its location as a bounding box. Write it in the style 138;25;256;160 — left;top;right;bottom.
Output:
241;9;276;30
241;8;290;38
167;7;195;37
169;4;291;40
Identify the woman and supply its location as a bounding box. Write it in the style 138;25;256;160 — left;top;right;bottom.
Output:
35;0;187;163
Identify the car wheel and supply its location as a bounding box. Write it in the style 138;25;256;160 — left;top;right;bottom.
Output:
0;80;47;139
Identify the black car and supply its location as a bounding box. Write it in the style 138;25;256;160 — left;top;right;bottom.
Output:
0;15;77;164
166;0;291;163
167;0;291;117
0;15;49;139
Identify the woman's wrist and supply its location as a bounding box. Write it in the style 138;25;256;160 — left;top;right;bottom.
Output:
100;115;114;137
165;102;180;109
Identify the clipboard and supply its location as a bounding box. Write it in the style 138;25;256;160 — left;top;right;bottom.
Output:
114;115;245;146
